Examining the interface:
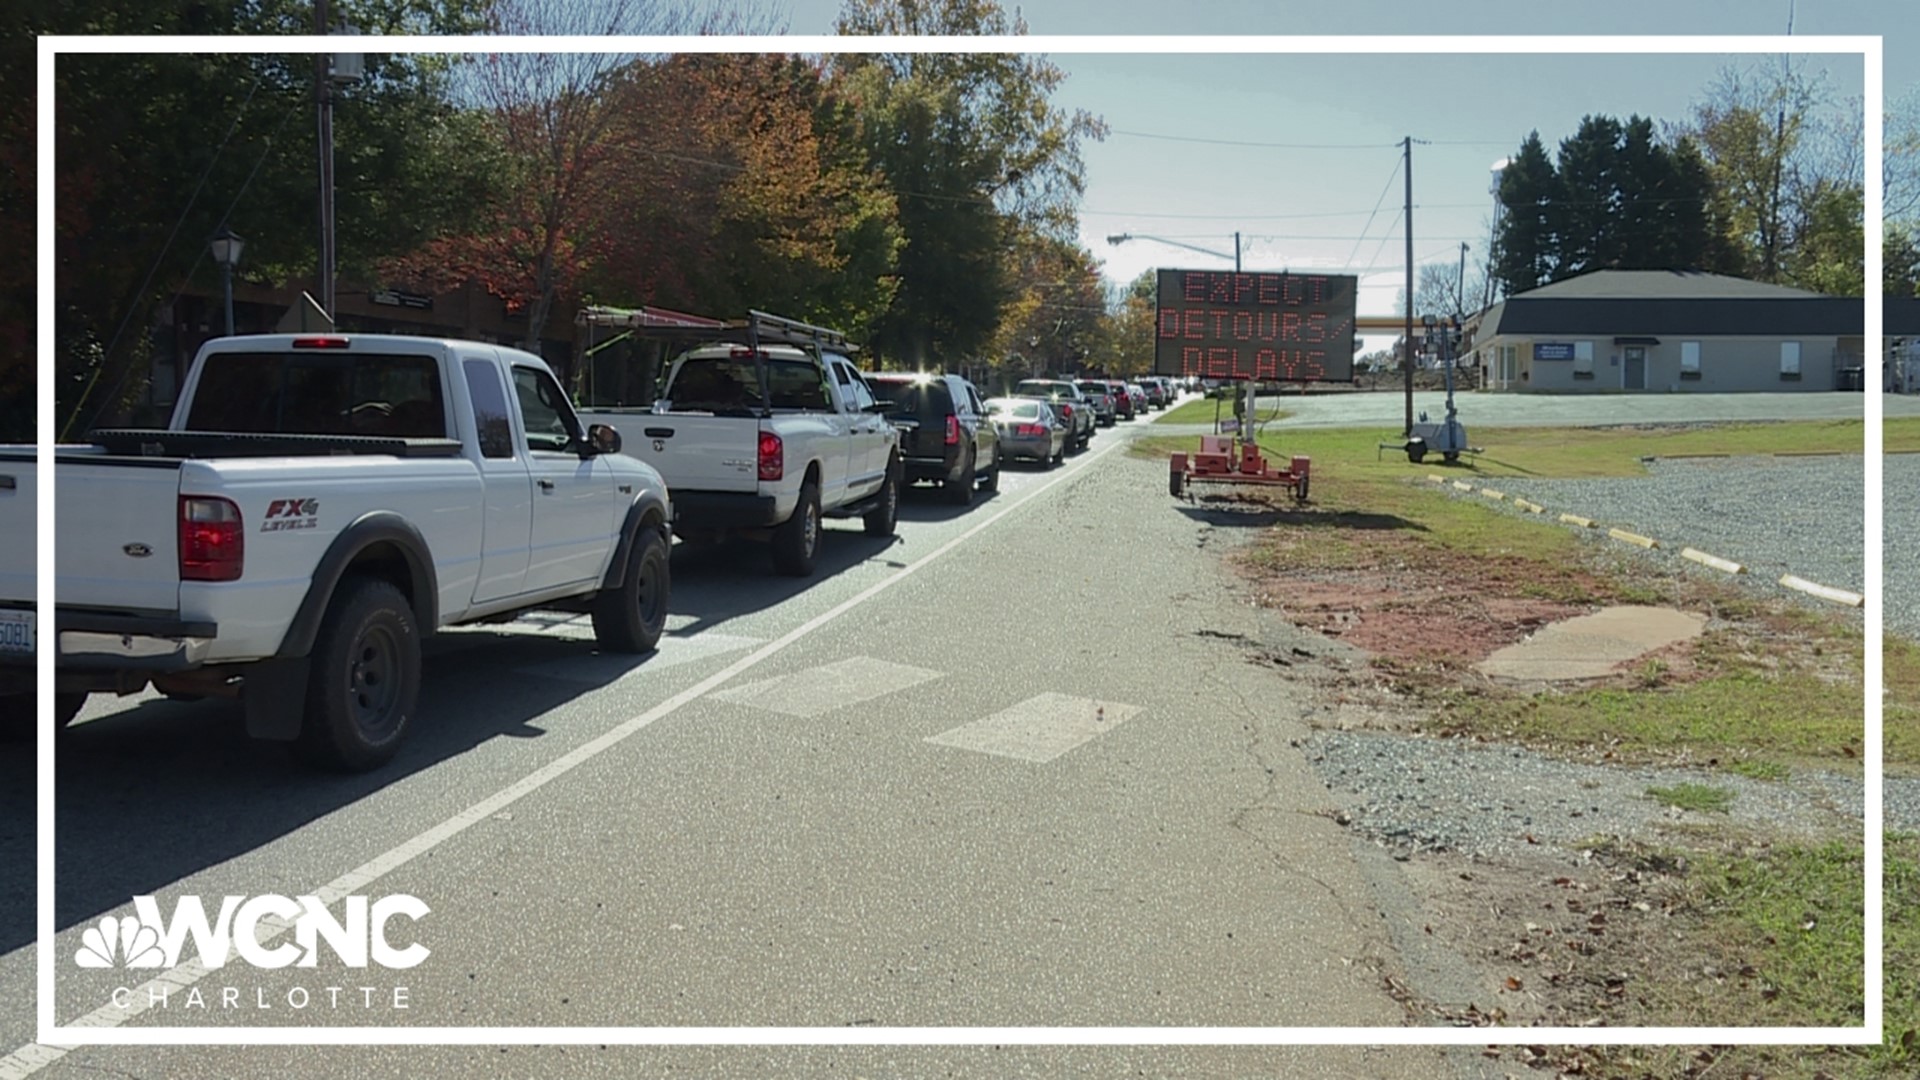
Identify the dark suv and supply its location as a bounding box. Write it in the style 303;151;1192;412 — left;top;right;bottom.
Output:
864;372;1001;505
1012;378;1094;450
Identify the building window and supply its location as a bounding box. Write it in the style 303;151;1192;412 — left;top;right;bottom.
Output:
1573;341;1595;379
1680;341;1701;380
1780;341;1801;380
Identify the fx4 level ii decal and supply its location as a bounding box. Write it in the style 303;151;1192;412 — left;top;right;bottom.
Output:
261;498;319;533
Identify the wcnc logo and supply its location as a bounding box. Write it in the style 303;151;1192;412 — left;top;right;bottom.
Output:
75;894;429;971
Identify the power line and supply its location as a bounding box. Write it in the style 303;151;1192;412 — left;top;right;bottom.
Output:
1344;155;1405;274
1077;203;1487;221
1108;128;1400;150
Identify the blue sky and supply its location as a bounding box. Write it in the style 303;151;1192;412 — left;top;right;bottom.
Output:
771;0;1912;348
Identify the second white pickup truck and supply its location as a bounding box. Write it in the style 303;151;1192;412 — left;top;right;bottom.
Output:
0;333;672;770
575;311;902;576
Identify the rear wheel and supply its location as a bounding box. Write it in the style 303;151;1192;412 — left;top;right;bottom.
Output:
772;479;822;576
863;457;900;537
1050;444;1065;467
592;526;670;653
294;577;420;772
944;449;976;506
1169;468;1186;498
980;449;1000;494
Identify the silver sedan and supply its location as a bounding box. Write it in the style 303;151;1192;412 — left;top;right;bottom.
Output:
984;397;1067;466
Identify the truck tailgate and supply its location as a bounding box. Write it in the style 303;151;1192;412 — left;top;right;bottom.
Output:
578;409;759;493
55;454;182;612
0;455;33;609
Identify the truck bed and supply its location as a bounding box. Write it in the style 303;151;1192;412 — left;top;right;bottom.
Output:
85;429;464;459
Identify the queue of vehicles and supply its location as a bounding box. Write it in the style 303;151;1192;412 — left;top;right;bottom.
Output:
0;309;1182;772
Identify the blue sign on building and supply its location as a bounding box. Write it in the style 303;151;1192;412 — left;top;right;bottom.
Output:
1533;342;1575;361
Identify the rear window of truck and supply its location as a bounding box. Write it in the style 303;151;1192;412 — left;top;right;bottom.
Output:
185;352;446;437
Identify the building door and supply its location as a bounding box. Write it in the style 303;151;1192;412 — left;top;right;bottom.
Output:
1624;346;1647;390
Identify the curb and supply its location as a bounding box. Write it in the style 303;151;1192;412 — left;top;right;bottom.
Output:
1607;527;1659;550
1779;575;1865;607
1681;547;1746;575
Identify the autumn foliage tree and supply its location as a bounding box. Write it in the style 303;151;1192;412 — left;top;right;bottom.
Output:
581;53;902;335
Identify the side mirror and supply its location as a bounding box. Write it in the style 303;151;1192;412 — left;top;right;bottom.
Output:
586;423;622;455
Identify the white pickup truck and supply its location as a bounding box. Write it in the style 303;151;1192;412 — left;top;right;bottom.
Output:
0;333;672;770
574;310;901;576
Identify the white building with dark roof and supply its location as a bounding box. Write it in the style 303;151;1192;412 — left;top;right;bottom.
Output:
1467;270;1865;393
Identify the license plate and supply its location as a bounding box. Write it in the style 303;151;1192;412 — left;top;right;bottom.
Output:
0;608;32;655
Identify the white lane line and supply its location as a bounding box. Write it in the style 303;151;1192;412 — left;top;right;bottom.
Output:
925;693;1144;764
19;437;1127;1058
707;656;941;718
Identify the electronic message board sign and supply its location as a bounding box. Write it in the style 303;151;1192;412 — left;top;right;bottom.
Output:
1153;269;1357;382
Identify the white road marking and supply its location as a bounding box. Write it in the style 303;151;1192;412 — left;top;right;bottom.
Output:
924;693;1144;763
513;632;764;684
20;438;1127;1057
707;656;941;717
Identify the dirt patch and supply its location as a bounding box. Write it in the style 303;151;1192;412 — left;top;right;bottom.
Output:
1274;573;1583;663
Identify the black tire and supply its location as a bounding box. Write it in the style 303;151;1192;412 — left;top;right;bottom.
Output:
1406;442;1427;465
1050;445;1065;467
1443;451;1461;464
1169;469;1185;498
944;449;975;506
1295;473;1310;503
592;526;670;654
980;449;1000;494
772;479;822;576
864;457;901;537
55;691;86;727
293;576;420;772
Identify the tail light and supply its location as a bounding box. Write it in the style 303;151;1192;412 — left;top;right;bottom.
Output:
757;431;783;481
1059;404;1074;420
944;415;960;446
291;336;351;349
1017;423;1046;437
180;496;244;582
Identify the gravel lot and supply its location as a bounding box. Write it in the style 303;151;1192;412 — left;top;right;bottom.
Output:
1295;449;1916;858
1304;729;1911;862
1446;453;1870;622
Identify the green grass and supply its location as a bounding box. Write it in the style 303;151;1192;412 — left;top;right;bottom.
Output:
1446;657;1864;767
1154;395;1291;426
1146;416;1904;479
1728;759;1792;782
1887;636;1920;769
1645;783;1735;813
1695;840;1864;1026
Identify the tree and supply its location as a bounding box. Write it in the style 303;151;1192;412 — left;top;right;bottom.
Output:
581;53;902;336
1680;63;1823;284
1886;225;1920;298
830;0;1105;367
45;0;495;437
1492;132;1559;295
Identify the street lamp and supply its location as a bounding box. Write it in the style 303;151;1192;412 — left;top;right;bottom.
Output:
1107;232;1241;273
209;227;245;336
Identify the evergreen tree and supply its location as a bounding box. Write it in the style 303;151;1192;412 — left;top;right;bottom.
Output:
1492;132;1559;295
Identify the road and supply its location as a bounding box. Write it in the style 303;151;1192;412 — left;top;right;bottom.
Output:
1;407;1498;1079
0;390;1888;1077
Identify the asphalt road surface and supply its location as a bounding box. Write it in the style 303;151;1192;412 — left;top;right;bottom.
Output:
0;391;1890;1078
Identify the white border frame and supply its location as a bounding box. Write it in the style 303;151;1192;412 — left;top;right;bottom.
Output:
34;32;1883;1050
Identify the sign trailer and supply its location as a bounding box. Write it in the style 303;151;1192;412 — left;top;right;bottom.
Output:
1156;268;1352;503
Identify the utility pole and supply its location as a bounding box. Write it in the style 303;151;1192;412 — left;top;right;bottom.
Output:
1457;242;1469;317
315;0;336;321
1234;231;1241;274
1402;136;1414;437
